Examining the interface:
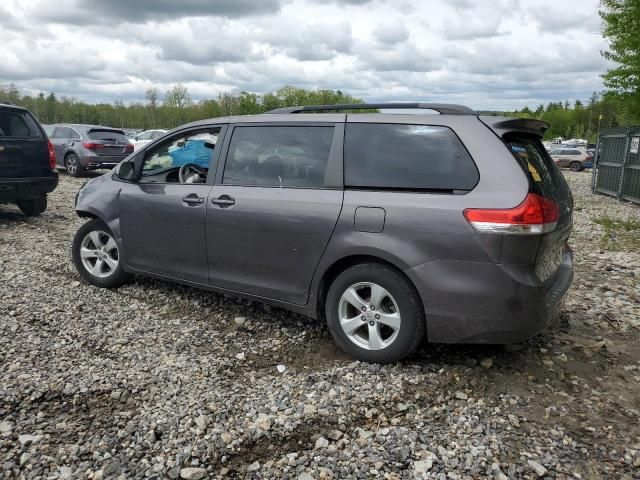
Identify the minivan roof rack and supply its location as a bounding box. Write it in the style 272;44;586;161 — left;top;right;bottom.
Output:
266;103;477;115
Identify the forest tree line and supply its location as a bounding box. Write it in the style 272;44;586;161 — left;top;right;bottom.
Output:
0;84;365;131
0;83;637;142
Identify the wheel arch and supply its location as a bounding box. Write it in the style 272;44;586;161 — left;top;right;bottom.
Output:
64;149;80;161
314;254;425;326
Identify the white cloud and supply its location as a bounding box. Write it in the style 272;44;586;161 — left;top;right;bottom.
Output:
0;0;610;110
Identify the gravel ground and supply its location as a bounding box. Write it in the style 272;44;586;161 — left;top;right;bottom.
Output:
1;171;639;480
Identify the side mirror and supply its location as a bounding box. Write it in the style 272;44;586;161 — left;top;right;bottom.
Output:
118;161;136;181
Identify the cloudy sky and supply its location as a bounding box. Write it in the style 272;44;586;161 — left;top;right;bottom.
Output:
1;0;610;110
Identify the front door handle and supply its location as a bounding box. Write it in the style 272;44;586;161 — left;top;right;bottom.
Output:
182;194;204;205
211;195;235;207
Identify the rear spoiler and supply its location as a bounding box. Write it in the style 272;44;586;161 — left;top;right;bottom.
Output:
478;116;548;138
87;128;126;135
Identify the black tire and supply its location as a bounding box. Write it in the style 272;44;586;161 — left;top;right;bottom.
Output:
72;219;131;288
65;153;84;177
17;195;47;216
325;263;425;363
570;161;582;172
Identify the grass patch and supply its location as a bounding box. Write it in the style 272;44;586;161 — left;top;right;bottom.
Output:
592;216;640;251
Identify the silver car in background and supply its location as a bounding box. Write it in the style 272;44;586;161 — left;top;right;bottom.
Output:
50;124;133;176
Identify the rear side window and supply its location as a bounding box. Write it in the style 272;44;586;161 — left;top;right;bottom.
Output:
344;124;479;191
506;136;560;195
53;127;71;139
87;129;128;142
223;126;334;188
0;111;42;138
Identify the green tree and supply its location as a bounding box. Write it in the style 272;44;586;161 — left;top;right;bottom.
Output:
600;0;640;119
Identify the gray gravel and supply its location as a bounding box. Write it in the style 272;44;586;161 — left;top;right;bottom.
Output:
1;171;639;480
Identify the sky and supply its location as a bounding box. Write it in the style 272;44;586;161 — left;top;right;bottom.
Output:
0;0;611;110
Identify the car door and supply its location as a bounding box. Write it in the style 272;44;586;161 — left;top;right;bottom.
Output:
206;121;344;305
556;150;570;167
51;127;70;166
117;125;227;284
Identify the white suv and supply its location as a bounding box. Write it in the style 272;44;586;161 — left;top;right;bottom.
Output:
130;129;168;151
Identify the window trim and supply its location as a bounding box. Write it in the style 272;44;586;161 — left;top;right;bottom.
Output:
69;127;82;140
342;122;479;194
214;122;344;190
121;125;227;185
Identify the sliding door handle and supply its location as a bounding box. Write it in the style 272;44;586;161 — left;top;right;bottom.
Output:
211;195;235;207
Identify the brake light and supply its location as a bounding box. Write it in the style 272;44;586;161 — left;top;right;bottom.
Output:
47;140;56;170
82;142;104;150
464;193;559;234
125;143;134;153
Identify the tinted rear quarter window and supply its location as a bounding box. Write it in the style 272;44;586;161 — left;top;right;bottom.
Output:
0;110;42;138
344;123;479;191
87;129;128;142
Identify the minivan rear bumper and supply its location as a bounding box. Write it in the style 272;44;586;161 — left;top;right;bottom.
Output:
406;246;573;344
0;174;59;203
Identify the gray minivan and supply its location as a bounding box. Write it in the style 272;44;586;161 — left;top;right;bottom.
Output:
71;104;574;363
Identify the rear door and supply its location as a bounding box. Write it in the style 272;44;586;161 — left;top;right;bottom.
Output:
0;108;49;178
51;126;71;166
206;122;344;305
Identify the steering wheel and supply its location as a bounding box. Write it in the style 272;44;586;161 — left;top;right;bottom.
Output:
178;163;206;183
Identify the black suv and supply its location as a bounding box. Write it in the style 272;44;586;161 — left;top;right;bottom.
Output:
0;103;58;216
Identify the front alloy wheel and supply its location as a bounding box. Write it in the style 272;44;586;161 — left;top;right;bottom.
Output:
80;230;119;278
72;219;130;288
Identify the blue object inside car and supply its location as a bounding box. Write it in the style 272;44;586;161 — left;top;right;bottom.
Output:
169;140;212;168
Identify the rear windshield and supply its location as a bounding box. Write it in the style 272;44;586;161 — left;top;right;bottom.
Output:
505;135;562;195
87;129;128;142
0;110;43;138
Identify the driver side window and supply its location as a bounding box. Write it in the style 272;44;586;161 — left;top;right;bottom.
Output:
140;129;220;184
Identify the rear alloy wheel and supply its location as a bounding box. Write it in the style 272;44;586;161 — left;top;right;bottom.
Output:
65;153;84;177
17;195;47;216
570;161;582;172
325;263;425;363
72;219;130;288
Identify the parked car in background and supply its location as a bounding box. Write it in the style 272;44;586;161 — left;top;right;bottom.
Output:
49;124;133;176
122;128;142;140
548;148;593;171
71;103;574;363
0;103;58;216
130;129;168;151
42;124;54;137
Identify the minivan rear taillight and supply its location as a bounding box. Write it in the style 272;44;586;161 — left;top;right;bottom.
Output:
125;143;134;153
464;193;559;234
47;140;56;170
